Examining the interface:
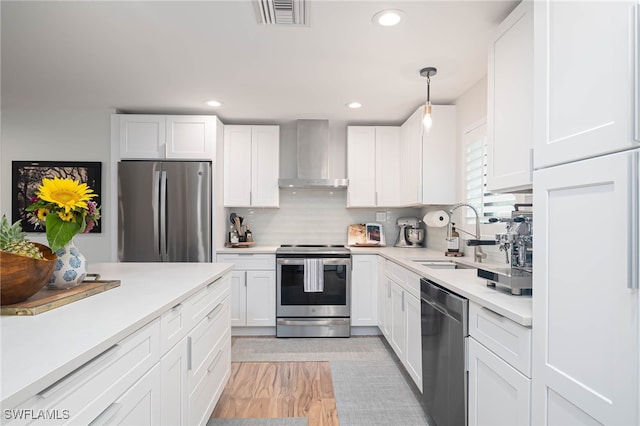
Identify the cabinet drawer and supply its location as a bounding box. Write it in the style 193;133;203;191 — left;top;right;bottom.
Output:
182;274;231;331
189;334;231;426
469;302;531;376
159;302;189;354
9;320;160;425
384;259;407;285
216;254;275;270
188;296;230;395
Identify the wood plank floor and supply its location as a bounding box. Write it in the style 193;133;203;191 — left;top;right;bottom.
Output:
212;362;339;426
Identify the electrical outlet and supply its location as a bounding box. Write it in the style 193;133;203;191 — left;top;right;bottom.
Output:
376;211;386;222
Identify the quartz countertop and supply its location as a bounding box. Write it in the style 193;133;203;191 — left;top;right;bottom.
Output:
0;262;233;409
350;246;532;327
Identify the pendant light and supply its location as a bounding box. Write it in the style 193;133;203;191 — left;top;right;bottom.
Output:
420;67;437;130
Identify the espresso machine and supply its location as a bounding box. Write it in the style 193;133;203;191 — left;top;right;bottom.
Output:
395;217;424;248
477;205;533;295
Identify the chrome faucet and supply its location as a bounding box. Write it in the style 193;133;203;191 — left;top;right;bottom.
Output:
448;202;492;263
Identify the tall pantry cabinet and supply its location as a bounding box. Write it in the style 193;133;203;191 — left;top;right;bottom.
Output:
532;1;639;425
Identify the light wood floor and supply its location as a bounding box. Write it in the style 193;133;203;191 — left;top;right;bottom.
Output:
212;362;339;426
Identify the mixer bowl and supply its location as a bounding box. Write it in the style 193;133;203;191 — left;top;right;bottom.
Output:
406;228;424;244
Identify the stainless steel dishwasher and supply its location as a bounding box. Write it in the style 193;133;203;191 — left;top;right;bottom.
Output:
420;278;468;426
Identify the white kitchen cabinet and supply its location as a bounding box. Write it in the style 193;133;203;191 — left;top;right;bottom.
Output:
532;149;639;426
468;338;530;426
118;114;216;160
382;259;422;390
389;282;406;360
400;106;423;205
217;254;276;329
223;125;279;207
103;364;161;426
351;255;378;326
487;0;533;192
377;260;390;338
160;338;188;426
347;126;401;207
533;0;639;169
468;301;532;426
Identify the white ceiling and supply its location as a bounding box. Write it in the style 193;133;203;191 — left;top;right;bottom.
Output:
1;0;518;125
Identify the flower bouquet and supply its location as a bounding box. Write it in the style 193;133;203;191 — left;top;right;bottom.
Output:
25;177;101;288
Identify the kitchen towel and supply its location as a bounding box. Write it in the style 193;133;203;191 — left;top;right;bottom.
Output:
303;258;324;292
424;210;450;228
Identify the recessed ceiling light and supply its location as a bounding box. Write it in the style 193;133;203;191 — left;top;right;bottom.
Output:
372;9;406;27
206;100;222;107
347;102;362;109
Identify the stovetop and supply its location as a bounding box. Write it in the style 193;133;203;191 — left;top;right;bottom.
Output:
276;244;351;257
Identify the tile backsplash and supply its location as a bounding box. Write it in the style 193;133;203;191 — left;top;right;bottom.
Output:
226;190;422;246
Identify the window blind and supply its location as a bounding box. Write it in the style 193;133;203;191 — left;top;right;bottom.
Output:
464;123;515;224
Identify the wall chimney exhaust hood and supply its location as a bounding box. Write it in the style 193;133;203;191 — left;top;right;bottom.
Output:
278;119;349;189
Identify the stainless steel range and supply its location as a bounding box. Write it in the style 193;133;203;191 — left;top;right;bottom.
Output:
276;245;351;337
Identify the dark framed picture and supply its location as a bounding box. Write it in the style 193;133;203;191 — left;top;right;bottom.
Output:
12;161;102;233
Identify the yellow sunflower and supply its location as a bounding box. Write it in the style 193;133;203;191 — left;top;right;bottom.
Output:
37;177;96;213
37;207;50;221
57;210;75;222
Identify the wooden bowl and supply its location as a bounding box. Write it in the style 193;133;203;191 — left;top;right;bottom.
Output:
0;243;57;305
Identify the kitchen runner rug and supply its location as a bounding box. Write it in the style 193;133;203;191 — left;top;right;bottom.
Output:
227;337;430;426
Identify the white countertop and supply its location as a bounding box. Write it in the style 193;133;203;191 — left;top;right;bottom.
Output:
0;262;233;408
351;246;532;327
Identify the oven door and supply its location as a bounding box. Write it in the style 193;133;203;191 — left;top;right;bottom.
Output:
276;257;351;318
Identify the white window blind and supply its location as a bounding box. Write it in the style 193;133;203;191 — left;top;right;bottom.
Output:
464;123;515;224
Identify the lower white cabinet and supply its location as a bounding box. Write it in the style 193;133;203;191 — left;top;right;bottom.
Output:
377;260;390;338
351;255;378;326
160;338;189;426
217;254;276;329
468;301;532;426
468;338;530;426
102;364;162;425
382;259;422;391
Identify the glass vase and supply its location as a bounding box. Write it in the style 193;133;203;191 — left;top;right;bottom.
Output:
48;239;87;289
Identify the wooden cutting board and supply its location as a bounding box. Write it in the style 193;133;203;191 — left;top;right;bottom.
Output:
1;279;121;316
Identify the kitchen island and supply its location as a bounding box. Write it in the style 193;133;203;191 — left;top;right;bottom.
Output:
0;262;233;424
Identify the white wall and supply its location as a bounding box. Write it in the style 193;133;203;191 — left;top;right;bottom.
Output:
1;107;115;261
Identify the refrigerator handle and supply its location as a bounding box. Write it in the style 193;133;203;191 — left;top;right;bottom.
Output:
153;170;161;259
160;170;168;262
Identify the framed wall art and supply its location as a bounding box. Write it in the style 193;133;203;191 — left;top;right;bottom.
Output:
12;161;102;233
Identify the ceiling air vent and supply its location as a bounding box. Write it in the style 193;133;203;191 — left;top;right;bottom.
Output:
255;0;307;25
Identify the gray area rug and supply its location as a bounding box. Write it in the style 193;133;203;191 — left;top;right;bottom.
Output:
230;336;430;426
207;418;307;426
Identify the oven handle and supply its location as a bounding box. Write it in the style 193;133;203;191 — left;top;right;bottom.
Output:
277;258;351;266
277;319;349;326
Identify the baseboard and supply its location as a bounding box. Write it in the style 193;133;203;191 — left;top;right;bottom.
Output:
350;326;382;336
232;326;276;336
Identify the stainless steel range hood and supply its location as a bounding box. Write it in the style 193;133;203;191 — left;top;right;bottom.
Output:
278;119;349;189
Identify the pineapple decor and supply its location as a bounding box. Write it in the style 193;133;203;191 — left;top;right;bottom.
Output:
0;215;43;260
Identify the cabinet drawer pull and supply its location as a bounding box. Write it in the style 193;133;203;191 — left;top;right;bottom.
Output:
187;336;193;371
629;152;639;289
207;349;224;374
88;402;122;426
207;276;222;288
481;306;505;320
39;344;121;399
171;302;183;311
206;303;224;320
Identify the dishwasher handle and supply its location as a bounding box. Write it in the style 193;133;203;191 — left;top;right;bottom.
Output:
420;278;468;328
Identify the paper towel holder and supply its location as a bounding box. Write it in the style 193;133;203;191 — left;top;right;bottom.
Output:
423;210;450;228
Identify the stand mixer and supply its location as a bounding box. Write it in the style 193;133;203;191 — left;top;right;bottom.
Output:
395;217;424;248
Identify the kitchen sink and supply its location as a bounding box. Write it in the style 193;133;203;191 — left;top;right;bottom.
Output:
412;260;476;270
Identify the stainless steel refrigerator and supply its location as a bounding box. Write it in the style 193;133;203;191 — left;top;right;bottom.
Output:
118;161;212;262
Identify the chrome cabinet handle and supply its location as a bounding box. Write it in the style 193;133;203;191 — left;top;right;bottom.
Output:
206;303;224;320
401;291;405;312
207;350;224;373
481;306;505;320
187;336;193;371
89;403;122;426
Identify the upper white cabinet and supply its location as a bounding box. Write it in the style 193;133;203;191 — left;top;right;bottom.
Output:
223;125;279;207
347;126;401;207
421;105;457;204
399;105;457;206
487;0;533;192
119;115;217;160
533;0;639;168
